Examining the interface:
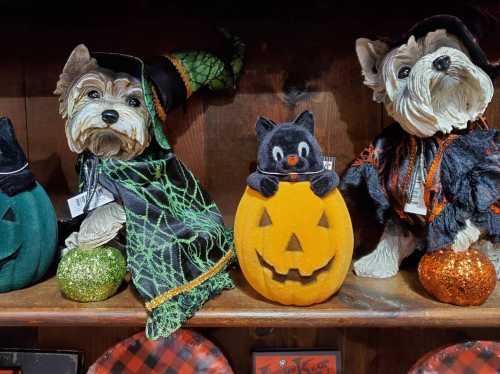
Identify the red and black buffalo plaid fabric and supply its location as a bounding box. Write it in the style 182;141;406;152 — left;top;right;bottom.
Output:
87;329;233;374
409;341;500;374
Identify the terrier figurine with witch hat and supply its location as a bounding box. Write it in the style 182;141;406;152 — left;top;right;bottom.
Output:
342;15;499;305
54;31;244;338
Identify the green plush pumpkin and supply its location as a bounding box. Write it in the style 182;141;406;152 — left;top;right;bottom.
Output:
0;182;57;292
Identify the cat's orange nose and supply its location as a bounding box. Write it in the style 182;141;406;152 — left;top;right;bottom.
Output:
287;155;299;166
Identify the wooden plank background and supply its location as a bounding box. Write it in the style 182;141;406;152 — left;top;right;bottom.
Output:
0;1;498;373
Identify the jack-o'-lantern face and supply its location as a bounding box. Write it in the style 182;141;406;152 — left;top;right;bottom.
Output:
0;185;57;292
235;182;353;305
0;203;22;264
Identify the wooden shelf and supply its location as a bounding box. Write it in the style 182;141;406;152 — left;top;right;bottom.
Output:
0;270;498;328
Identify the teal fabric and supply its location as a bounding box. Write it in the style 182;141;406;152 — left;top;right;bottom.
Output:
0;182;57;292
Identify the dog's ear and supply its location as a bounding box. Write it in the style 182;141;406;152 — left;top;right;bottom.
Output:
54;44;98;117
355;38;389;103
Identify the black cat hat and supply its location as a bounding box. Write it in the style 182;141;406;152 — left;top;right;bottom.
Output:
0;118;35;196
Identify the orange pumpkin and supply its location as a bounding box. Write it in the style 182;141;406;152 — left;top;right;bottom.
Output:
234;182;353;305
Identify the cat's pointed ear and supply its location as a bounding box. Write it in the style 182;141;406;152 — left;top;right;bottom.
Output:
293;110;314;134
256;116;276;141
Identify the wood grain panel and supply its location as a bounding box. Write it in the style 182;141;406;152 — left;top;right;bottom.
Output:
0;16;28;154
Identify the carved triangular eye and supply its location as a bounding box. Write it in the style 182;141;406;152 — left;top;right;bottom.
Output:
259;208;273;227
318;211;329;228
2;207;15;222
286;233;302;252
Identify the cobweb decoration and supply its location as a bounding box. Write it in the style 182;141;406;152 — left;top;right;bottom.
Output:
90;153;234;339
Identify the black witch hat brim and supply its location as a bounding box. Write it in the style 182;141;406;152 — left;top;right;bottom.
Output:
391;15;499;80
92;52;143;80
93;52;192;116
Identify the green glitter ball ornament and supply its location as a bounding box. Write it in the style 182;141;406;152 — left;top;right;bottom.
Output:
56;246;127;302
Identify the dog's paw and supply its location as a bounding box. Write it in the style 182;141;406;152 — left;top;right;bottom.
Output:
451;219;481;251
260;176;279;197
354;221;417;278
353;250;400;278
310;171;339;197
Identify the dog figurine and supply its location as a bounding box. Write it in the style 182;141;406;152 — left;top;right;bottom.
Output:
342;15;499;279
55;33;245;339
55;45;139;250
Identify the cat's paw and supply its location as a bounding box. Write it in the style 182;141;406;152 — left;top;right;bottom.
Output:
260;176;279;197
310;171;339;197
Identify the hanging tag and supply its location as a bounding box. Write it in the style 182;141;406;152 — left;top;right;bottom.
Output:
67;185;115;218
404;147;427;216
403;187;427;215
323;156;336;171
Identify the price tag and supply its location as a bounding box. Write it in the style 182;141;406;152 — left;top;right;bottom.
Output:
67;185;115;218
404;147;427;216
323;156;336;171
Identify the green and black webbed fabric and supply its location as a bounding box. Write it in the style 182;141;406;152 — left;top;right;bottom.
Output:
79;150;233;339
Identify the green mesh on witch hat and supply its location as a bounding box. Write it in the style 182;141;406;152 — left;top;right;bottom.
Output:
146;29;245;149
169;29;245;95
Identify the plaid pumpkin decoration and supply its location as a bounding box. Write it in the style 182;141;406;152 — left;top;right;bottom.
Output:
87;329;233;374
409;341;500;374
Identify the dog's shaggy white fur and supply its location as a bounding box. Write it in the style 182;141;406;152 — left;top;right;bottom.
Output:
357;30;494;138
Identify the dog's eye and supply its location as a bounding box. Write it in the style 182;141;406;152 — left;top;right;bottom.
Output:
127;97;141;107
398;66;411;79
87;90;101;99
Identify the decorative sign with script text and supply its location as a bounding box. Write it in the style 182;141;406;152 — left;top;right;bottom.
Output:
253;350;340;374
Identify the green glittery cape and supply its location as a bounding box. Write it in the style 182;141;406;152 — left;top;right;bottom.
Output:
79;31;244;339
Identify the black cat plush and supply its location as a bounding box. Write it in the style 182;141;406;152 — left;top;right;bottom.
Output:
248;111;338;197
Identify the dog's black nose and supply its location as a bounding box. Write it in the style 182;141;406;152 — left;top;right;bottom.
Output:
433;55;451;71
101;110;119;124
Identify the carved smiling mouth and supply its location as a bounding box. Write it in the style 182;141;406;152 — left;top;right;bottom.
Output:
257;252;334;285
0;246;20;269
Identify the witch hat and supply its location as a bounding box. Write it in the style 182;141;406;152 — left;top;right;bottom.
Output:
89;29;244;151
145;29;245;148
0;118;35;196
391;15;499;80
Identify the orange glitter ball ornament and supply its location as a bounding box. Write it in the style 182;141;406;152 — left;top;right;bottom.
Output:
418;248;497;306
